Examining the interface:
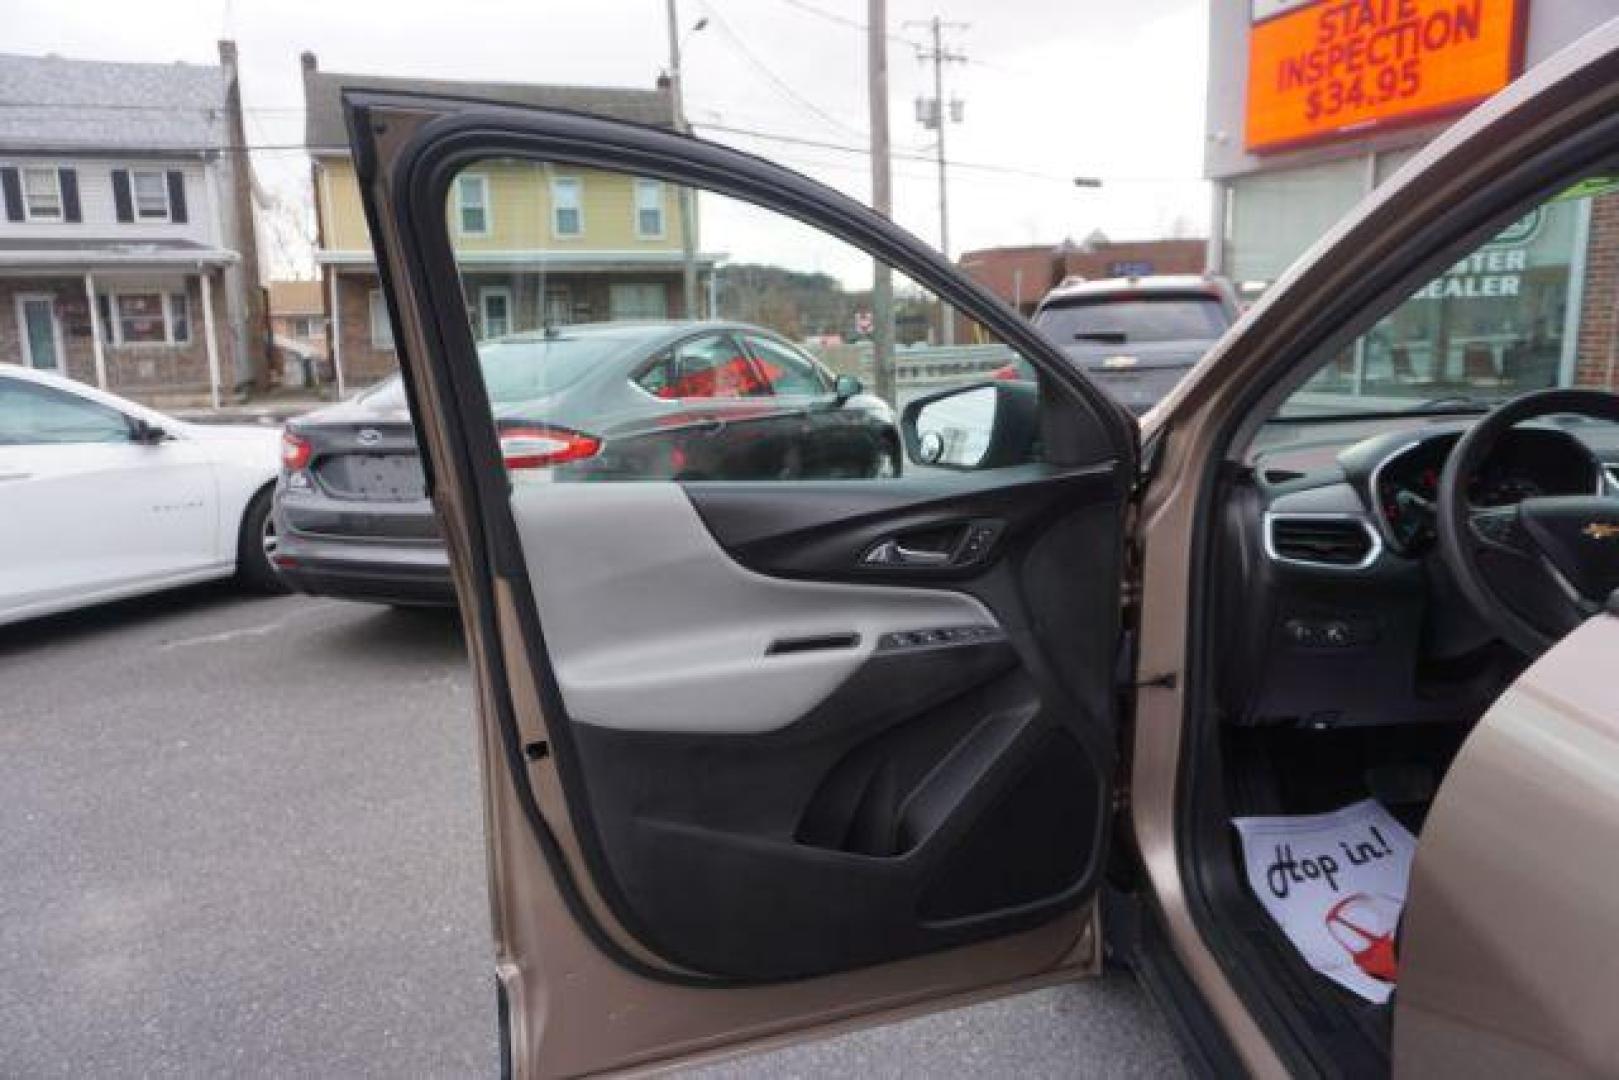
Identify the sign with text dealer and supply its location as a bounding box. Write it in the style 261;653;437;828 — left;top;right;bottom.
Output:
1245;0;1526;153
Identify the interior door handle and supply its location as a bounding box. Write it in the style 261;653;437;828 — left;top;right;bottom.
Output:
0;471;31;483
861;539;952;567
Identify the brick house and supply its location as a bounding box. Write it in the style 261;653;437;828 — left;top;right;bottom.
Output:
301;54;720;392
0;43;266;405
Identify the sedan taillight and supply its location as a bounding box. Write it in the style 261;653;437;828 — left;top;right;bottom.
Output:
281;430;313;471
499;425;601;470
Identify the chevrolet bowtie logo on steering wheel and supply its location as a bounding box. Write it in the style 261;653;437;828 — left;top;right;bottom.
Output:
1581;522;1619;540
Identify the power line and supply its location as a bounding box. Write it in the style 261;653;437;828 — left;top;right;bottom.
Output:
694;119;1191;185
770;0;921;48
697;0;869;140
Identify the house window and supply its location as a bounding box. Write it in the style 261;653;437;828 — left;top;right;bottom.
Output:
370;289;394;349
114;294;169;344
169;292;191;344
21;167;62;221
551;177;583;237
635;179;665;239
479;287;512;339
131;170;170;220
456;174;490;236
609;283;668;321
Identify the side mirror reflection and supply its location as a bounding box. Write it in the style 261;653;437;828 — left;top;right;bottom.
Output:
901;380;1039;472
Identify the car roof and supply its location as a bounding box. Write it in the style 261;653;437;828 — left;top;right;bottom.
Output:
1040;274;1230;305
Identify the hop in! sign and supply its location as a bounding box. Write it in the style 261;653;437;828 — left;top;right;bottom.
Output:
1245;0;1525;153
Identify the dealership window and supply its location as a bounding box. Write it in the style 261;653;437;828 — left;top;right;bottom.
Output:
21;166;62;220
456;174;489;236
634;179;665;238
370;289;394;349
108;291;189;346
1227;158;1365;286
1282;188;1594;414
131;169;170;220
609;283;667;320
551;177;583;237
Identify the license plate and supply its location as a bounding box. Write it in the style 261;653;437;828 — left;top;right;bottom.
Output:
348;454;425;500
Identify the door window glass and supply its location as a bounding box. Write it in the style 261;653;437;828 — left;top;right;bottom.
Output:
446;157;1057;482
0;379;131;445
636;334;761;400
744;334;829;395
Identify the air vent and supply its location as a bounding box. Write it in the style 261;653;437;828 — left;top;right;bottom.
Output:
1266;515;1379;569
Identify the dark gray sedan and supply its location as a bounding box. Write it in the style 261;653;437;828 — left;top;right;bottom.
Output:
270;320;898;606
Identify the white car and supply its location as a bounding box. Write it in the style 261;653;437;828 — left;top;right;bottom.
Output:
0;365;284;626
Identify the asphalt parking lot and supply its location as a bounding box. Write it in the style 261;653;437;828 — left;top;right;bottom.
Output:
0;587;1184;1077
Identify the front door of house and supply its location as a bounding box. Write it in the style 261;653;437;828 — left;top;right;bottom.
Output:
16;295;62;372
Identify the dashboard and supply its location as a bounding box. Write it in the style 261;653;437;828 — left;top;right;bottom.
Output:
1216;415;1617;729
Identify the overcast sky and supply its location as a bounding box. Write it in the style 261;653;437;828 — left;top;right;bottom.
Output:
6;0;1210;279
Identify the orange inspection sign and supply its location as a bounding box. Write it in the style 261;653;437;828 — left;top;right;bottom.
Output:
1245;0;1525;153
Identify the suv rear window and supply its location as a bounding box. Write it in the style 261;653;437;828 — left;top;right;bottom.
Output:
1035;294;1229;345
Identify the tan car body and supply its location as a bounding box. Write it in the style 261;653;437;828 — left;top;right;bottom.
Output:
354;19;1619;1076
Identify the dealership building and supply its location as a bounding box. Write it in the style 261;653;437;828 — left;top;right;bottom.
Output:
1205;0;1619;398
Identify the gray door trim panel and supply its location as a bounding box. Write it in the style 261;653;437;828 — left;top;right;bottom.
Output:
509;482;999;734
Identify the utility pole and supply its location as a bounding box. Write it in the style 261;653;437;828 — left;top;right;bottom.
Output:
908;16;968;344
868;0;896;405
666;0;702;318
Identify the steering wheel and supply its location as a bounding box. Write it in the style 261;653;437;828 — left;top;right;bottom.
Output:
1438;388;1619;657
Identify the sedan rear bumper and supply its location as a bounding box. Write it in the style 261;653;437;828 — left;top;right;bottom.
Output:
273;531;455;607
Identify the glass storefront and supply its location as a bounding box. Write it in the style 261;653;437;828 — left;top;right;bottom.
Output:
1278;184;1605;416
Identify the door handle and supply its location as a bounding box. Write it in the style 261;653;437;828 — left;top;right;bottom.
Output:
860;539;952;567
859;519;1005;570
0;471;32;483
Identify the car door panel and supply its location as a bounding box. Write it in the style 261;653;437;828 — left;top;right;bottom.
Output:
0;431;216;619
511;475;1120;981
348;94;1137;1074
514;482;998;735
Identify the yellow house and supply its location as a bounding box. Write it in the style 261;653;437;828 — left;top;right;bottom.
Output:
302;54;720;389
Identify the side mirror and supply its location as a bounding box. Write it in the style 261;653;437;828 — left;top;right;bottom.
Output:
129;417;168;445
833;373;862;403
901;380;1039;471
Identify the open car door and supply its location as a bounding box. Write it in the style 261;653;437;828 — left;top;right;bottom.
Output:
345;95;1138;1077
